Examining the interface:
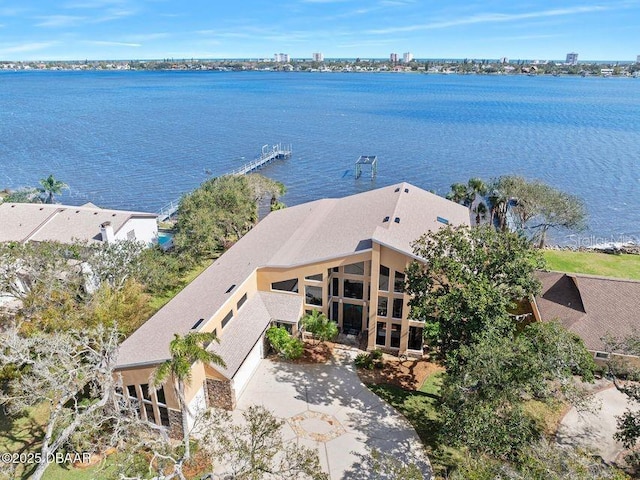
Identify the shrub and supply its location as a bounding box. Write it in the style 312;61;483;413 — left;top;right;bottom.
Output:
301;310;338;345
370;349;384;361
355;353;374;370
266;326;303;360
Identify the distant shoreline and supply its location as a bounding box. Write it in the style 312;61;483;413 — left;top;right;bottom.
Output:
2;58;639;78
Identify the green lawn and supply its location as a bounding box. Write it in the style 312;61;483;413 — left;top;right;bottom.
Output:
543;250;640;281
367;372;463;479
148;259;213;312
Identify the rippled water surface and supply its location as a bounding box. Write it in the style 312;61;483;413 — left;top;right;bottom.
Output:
1;71;639;244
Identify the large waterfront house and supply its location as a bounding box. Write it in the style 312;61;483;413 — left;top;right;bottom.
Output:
115;183;470;434
533;271;640;364
0;202;158;245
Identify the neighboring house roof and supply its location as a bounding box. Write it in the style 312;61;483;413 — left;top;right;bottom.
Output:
535;271;640;354
209;291;302;379
115;182;470;370
0;202;157;244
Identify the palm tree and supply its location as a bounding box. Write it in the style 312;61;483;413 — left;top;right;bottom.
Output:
446;183;468;205
301;309;338;346
474;202;488;225
488;188;509;231
151;331;225;460
38;175;68;204
466;177;487;207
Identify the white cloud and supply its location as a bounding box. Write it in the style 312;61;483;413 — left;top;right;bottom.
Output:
367;5;612;34
93;8;137;22
0;41;58;54
125;32;170;41
64;0;127;8
85;40;141;47
35;15;86;28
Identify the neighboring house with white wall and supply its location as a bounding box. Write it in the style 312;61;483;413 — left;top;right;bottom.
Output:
0;202;158;245
0;202;158;307
115;182;471;437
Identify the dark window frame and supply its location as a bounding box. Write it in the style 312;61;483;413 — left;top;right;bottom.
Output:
271;278;299;293
392;298;404;319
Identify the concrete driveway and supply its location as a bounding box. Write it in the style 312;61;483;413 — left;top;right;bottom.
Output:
234;346;432;479
556;384;640;462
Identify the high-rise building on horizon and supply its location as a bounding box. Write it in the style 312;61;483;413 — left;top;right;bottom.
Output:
312;52;324;62
637;55;640;64
566;52;578;65
402;52;413;63
274;53;290;63
390;53;399;63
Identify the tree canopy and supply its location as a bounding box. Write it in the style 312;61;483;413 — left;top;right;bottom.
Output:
489;175;587;247
441;322;595;459
174;174;285;261
406;225;544;358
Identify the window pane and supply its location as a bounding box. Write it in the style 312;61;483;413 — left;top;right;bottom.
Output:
332;277;339;297
237;293;247;310
127;385;137;399
222;311;233;329
344;262;365;275
379;265;389;291
271;278;299;293
159;406;170;427
390;324;401;348
392;298;403;319
305;285;323;306
305;273;323;281
343;280;363;299
140;384;151;401
331;301;339;322
156;386;166;405
408;326;424;351
144;403;156;423
377;297;388;317
394;271;405;293
376;322;386;346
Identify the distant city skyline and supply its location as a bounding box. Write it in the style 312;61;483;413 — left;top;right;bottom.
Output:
0;1;639;61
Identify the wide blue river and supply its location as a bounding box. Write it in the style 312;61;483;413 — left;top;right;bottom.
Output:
1;71;639;245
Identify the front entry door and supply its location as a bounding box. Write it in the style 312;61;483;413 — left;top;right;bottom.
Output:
342;303;363;335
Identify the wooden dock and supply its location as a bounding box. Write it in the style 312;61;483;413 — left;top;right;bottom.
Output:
158;143;292;221
228;143;292;176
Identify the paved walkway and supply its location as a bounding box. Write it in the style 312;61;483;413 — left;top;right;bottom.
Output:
234;347;432;479
556;384;640;462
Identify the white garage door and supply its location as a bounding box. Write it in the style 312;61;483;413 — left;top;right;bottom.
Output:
232;338;264;400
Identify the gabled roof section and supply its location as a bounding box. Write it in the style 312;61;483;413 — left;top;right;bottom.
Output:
115;183;470;368
208;292;303;379
0;202;156;244
536;271;640;353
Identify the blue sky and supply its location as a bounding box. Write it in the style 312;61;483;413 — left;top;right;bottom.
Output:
0;0;639;61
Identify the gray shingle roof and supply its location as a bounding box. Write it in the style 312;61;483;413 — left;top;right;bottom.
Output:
536;271;640;353
208;292;302;378
115;183;470;371
0;202;156;244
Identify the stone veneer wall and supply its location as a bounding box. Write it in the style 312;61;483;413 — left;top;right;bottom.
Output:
206;378;236;410
168;409;183;439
